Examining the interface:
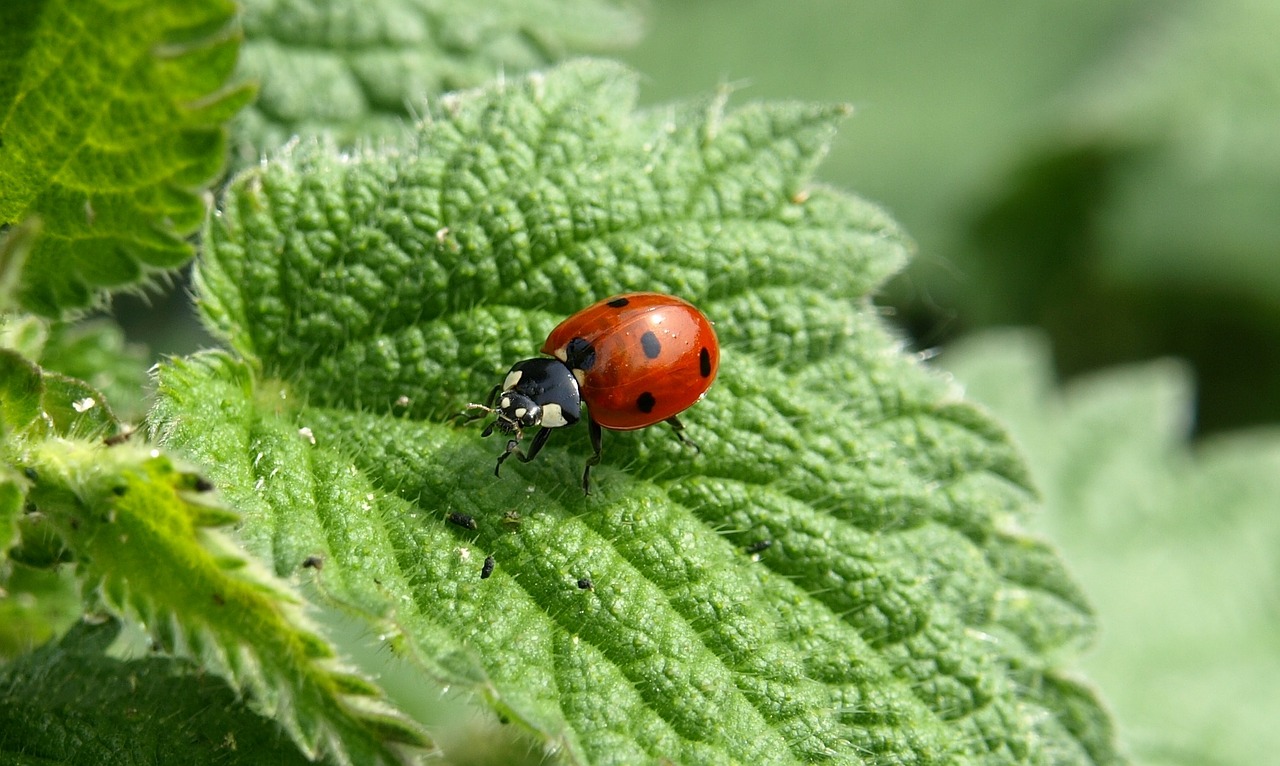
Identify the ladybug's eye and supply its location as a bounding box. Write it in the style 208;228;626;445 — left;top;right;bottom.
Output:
496;393;541;430
518;406;540;428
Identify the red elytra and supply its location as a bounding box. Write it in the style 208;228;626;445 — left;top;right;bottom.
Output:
542;292;719;430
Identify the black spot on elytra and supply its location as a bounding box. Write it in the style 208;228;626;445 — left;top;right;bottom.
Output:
565;337;596;370
607;297;630;308
640;331;661;359
699;347;712;377
636;392;656;413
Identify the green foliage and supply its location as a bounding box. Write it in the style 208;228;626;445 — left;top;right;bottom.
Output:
2;314;150;422
1;349;433;764
0;0;253;317
622;0;1280;433
146;60;1123;764
0;0;1139;761
235;0;644;159
0;618;313;766
944;331;1280;766
1064;0;1280;304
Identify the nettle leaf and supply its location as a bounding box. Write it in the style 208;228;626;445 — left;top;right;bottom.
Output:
945;330;1280;766
1;350;432;764
236;0;644;158
18;438;434;765
0;618;312;765
0;0;253;317
157;60;1120;763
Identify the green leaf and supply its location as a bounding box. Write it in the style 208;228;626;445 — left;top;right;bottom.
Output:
0;0;254;317
0;563;80;660
17;437;434;765
0;617;314;765
0;349;44;438
37;319;150;423
1;350;431;763
0;465;22;556
156;60;1122;763
944;330;1280;765
3;313;150;423
1065;0;1280;306
235;0;644;158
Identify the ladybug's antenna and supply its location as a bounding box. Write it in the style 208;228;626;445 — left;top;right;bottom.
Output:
466;401;525;441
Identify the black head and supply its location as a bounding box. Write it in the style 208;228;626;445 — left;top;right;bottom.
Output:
471;357;583;441
488;390;542;436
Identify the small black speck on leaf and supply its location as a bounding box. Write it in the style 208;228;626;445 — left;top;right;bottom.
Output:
103;429;134;446
447;512;477;530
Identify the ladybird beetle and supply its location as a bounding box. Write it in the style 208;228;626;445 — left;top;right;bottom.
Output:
467;292;719;493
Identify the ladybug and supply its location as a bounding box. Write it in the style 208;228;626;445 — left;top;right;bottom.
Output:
467;292;719;493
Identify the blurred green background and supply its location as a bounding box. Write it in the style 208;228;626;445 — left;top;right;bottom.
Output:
615;0;1280;435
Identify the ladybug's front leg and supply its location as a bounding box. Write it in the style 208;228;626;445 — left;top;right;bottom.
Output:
494;427;553;477
581;418;604;495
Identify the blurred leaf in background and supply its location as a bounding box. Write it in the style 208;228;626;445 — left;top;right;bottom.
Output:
944;330;1280;766
233;0;644;160
621;0;1280;434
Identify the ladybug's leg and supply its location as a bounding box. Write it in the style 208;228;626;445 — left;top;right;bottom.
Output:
664;416;700;452
581;418;604;495
494;427;553;477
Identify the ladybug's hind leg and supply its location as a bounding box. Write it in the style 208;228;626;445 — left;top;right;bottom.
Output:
495;426;553;477
581;418;604;495
665;416;700;452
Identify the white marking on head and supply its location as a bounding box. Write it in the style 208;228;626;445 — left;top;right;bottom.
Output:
500;396;512;409
540;402;568;428
503;370;523;390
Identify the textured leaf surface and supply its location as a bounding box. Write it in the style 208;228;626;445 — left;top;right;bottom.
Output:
945;330;1280;766
235;0;643;158
159;60;1120;763
0;0;252;316
0;618;312;766
1;350;432;765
